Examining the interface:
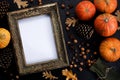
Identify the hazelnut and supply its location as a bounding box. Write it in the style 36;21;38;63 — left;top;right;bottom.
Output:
83;55;87;59
87;60;91;64
81;47;85;51
74;39;78;43
80;62;84;66
93;51;97;55
61;3;65;9
70;65;73;68
74;64;77;68
86;49;90;53
79;67;83;71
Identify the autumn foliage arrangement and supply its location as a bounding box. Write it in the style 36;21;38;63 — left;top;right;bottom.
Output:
75;0;120;62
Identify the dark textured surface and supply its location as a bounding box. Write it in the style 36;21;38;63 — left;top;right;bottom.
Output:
0;0;120;80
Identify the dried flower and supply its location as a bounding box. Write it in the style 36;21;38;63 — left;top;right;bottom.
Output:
65;17;77;27
42;71;58;80
62;69;78;80
13;0;28;9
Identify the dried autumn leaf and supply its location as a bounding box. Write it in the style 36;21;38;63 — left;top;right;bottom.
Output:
62;69;78;80
42;71;58;80
115;10;120;23
65;17;77;27
118;26;120;30
14;0;28;9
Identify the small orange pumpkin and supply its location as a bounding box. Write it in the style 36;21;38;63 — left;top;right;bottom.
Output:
75;1;96;21
94;13;118;37
99;38;120;62
0;28;11;49
94;0;117;13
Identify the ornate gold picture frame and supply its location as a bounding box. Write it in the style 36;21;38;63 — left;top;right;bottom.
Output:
7;3;69;75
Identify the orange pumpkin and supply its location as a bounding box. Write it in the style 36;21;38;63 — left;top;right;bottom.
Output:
99;38;120;62
94;13;118;37
75;1;96;21
94;0;117;13
0;28;11;49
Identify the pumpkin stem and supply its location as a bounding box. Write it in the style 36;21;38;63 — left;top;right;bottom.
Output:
105;0;109;5
0;34;6;40
104;18;109;23
110;48;116;53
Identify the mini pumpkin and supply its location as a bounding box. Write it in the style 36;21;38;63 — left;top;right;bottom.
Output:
0;28;11;49
75;1;96;21
94;13;118;37
94;0;117;13
99;38;120;62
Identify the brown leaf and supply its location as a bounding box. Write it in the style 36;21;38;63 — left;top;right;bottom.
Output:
42;71;58;80
14;0;28;9
65;17;77;27
62;69;78;80
115;10;120;23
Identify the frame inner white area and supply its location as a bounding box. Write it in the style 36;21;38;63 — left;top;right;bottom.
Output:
18;14;58;65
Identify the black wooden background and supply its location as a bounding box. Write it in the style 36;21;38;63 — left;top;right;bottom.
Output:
0;0;120;80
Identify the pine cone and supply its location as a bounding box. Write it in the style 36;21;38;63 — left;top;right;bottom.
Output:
75;23;94;40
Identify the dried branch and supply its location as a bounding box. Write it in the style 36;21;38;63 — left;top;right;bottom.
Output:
62;69;78;80
115;10;120;23
42;71;58;80
13;0;28;9
65;17;77;27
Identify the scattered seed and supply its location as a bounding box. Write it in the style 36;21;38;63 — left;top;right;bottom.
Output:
86;49;90;53
16;75;19;79
86;43;90;47
79;45;81;48
73;39;78;43
67;41;71;44
93;51;97;55
80;62;84;66
75;59;78;62
72;56;75;60
79;67;83;71
70;65;73;68
75;53;78;57
74;64;77;68
81;52;85;55
88;63;91;67
79;54;82;56
87;60;91;64
61;3;65;9
81;47;85;51
66;11;70;16
83;55;87;59
71;61;74;64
